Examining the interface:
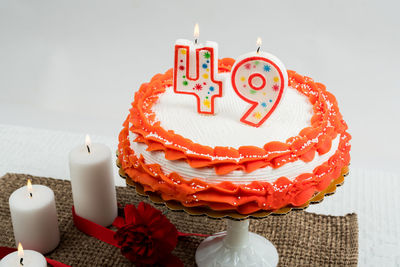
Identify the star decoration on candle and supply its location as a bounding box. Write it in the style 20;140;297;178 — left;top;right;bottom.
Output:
263;65;271;72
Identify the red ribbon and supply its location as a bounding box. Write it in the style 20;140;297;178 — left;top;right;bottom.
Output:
0;246;70;267
177;231;209;238
72;206;208;247
72;206;119;247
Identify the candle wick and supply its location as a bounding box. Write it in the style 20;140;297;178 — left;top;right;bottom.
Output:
256;46;260;54
195;39;198;45
20;257;24;266
86;145;91;154
29;192;32;198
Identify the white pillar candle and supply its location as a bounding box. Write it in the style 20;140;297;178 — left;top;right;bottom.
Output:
9;181;60;254
69;135;117;227
0;244;46;267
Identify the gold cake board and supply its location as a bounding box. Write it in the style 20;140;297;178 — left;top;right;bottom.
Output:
116;153;349;220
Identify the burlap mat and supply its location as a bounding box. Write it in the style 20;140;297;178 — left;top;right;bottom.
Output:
0;173;358;266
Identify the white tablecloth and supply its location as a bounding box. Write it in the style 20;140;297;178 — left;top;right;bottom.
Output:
0;124;399;266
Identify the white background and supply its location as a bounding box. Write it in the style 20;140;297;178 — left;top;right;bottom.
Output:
1;0;399;173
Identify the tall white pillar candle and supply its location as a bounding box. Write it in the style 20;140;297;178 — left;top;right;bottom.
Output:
0;243;46;267
69;135;117;227
9;181;60;254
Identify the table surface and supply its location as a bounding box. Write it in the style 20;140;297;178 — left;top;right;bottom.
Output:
0;124;399;266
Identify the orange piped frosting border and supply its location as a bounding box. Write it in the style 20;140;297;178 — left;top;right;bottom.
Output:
118;58;351;214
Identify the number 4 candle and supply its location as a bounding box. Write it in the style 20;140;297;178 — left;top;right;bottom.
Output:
231;38;288;127
174;24;223;115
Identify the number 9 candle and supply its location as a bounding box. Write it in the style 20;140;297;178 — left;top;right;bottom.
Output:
231;38;288;127
174;24;223;115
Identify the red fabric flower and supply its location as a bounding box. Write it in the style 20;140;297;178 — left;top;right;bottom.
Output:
113;202;181;267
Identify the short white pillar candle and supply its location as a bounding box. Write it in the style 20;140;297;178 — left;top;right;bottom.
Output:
9;181;60;254
0;243;47;267
69;135;117;227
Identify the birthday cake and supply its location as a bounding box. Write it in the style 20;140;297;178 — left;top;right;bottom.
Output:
118;56;351;215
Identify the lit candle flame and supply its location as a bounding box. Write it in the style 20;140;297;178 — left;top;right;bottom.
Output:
18;242;24;257
256;37;262;47
85;134;91;154
18;242;24;266
194;23;199;44
256;37;262;53
27;179;33;198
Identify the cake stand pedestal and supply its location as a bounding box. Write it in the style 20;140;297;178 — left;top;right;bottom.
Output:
195;219;278;267
117;154;348;267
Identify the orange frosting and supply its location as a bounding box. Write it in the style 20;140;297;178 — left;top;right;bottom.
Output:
118;58;351;214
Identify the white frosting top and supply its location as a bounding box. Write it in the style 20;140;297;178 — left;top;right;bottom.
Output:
153;73;313;148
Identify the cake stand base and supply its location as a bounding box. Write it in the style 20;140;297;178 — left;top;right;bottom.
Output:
195;219;278;267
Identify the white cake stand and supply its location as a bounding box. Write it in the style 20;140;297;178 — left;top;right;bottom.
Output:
195;219;278;267
117;155;348;267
